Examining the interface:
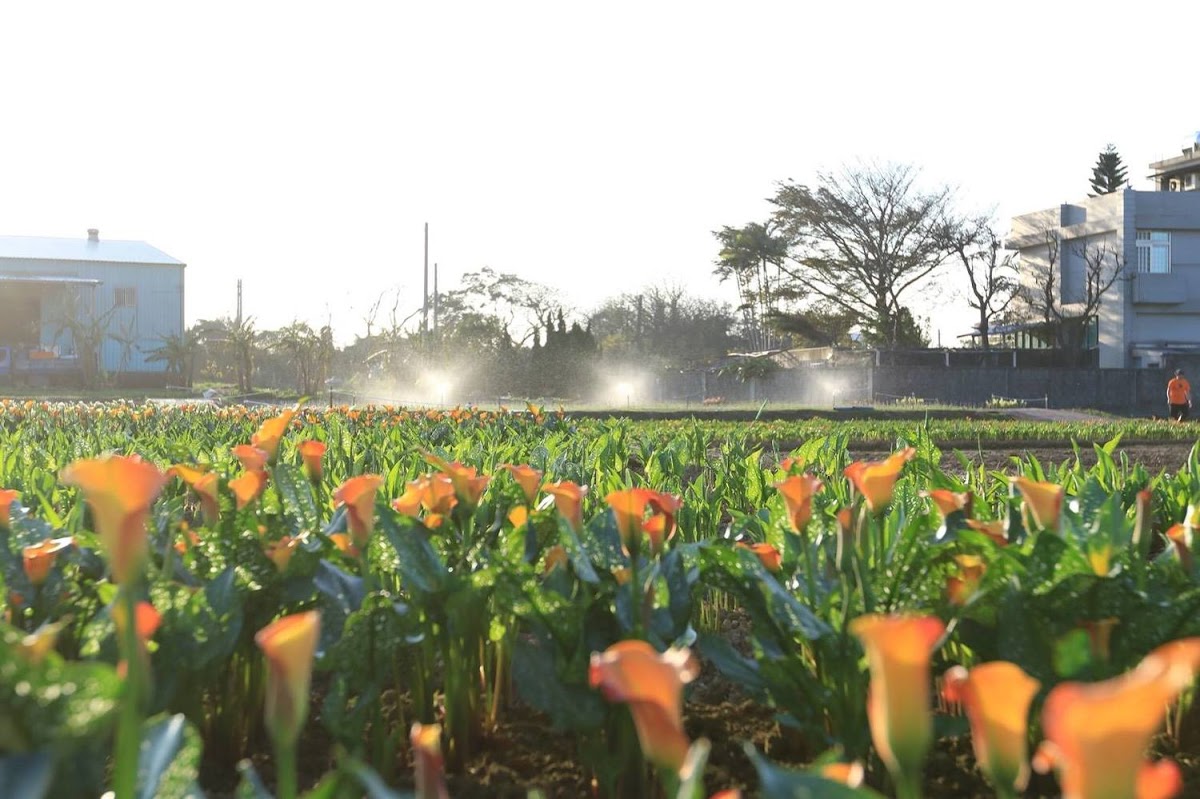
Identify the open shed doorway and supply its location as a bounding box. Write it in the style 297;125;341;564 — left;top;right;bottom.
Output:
0;283;43;350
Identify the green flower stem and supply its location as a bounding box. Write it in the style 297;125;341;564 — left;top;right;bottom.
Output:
274;738;298;799
112;586;143;799
629;550;642;639
890;768;924;799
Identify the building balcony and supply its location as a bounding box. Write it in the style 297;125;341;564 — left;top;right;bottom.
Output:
1132;273;1188;304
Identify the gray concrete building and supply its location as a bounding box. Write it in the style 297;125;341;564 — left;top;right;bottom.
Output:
1009;137;1200;369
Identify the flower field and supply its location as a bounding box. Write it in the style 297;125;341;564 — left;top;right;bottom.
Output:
3;400;1200;798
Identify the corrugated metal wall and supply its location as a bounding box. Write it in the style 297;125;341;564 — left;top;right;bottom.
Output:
0;256;184;374
83;262;185;372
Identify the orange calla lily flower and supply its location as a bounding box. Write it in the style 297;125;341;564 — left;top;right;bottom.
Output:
61;455;168;585
545;481;587;531
925;489;971;518
1088;544;1114;577
113;599;162;678
423;453;490;508
946;554;985;606
844;448;916;512
606;487;658;550
965;518;1009;547
508;505;529;529
502;464;543;506
779;455;804;473
0;488;19;527
775;473;823;531
1033;638;1200;799
820;761;864;788
392;482;425;519
645;492;682;554
169;464;221;527
589;640;700;771
298;440;326;482
850;614;945;791
420;475;458;515
1012;476;1064;531
250;407;296;461
232;444;270;474
606;488;681;556
22;537;73;586
175;526;201;555
543;544;568;574
333;475;384;546
1166;524;1193;572
255;611;320;748
411;723;450;799
736;541;782;573
230;469;268;510
399;472;467;519
266;536;298;572
943;662;1040;794
328;533;360;558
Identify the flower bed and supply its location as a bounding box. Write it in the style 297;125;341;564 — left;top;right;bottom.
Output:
2;402;1200;798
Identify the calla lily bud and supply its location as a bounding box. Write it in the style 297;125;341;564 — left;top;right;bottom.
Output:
255;611;320;749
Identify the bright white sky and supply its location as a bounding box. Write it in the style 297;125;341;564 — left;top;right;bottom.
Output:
1;1;1196;347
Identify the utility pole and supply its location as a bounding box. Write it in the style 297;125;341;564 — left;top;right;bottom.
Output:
236;279;243;326
422;223;429;341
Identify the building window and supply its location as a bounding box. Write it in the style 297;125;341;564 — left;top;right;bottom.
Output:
114;287;137;307
1136;231;1171;274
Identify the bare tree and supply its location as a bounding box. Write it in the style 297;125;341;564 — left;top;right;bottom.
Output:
1072;237;1127;336
1014;227;1062;346
770;162;956;348
1016;229;1126;361
940;216;1018;350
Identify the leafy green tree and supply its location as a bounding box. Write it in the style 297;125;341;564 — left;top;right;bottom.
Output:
769;162;956;349
1089;144;1128;196
861;305;928;348
768;303;859;348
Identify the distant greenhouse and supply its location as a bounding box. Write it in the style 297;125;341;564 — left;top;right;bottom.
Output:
0;229;185;386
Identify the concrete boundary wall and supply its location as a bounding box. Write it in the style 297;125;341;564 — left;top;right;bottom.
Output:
659;367;1172;415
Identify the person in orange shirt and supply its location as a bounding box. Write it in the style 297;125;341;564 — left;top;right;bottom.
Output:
1167;369;1192;421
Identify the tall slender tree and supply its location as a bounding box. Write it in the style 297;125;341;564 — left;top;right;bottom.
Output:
1089;144;1128;196
712;222;791;351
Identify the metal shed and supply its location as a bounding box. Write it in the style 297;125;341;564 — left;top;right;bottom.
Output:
0;229;185;384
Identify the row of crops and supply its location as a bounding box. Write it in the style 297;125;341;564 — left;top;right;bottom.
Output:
2;400;1200;798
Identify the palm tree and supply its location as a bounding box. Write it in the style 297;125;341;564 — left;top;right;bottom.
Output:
146;328;201;387
713;222;791;351
198;317;259;392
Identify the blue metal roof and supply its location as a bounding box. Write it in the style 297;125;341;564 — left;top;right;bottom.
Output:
0;235;184;266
